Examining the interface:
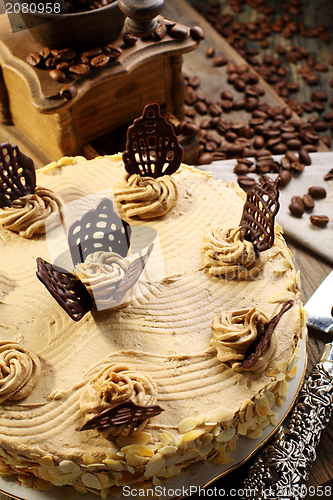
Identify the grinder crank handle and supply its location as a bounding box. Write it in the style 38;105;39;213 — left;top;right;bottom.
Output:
242;342;333;500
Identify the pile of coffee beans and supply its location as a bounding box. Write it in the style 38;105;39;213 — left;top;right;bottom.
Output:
289;186;328;226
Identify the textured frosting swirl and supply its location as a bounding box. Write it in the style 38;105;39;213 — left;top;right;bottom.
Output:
115;174;177;219
80;364;158;436
211;308;275;373
0;342;41;404
0;187;62;238
73;252;130;308
203;226;267;278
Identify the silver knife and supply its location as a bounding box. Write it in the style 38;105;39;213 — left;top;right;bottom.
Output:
242;273;333;500
305;271;333;333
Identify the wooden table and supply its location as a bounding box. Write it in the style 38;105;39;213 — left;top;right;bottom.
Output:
0;1;332;499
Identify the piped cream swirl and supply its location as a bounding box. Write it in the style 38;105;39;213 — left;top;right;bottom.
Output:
80;364;158;436
115;174;177;219
211;308;275;373
0;187;62;238
0;342;41;404
73;252;130;309
203;226;266;278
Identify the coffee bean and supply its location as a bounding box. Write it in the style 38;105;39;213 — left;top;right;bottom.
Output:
213;55;228;66
281;157;291;170
154;23;167;41
226;144;244;157
26;52;43;67
310;215;329;227
281;132;297;142
302;194;315;211
212;151;227;161
91;54;110;68
324;168;333;181
49;69;66;82
60;85;78;101
45;57;58;69
185;86;197;105
221;99;233;111
253;136;265;149
298;148;311;166
197;152;214;165
69;64;90;75
188;76;201;88
289;202;304;218
237;176;256;189
182;122;200;137
190;26;205;41
311;90;327;101
169;25;189;39
206;47;215;58
234;78;246;92
56;48;77;61
123;33;138;46
195;101;208;115
221;90;233;100
286;139;302;150
40;47;51;59
314;63;328;72
314;121;328;132
272;143;287;155
308;186;326;199
226;62;237;73
232;99;246;110
206;132;221;145
234;163;249;175
225;131;238;142
322;135;331;148
279;170;292;187
209;103;222;117
302;144;317;152
245;98;258;112
103;45;122;60
83;47;103;59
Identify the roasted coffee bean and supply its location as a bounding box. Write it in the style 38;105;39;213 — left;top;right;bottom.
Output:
182;122;200;137
195;101;208;115
323;111;333;122
292;196;305;209
311;90;327;101
314;63;328;72
324;168;333;180
123;33;138;46
190;26;205;41
56;61;72;71
281;132;297;142
310;215;329;227
221;90;233;100
26;52;43;67
226;62;237;73
169;25;189;39
213;55;228;66
49;69;67;82
221;99;233;111
313;101;326;112
234;78;246;92
308;186;326;199
212;151;227;161
279;170;292;187
302;144;317;152
234;163;249;175
291;161;305;173
209;103;222;117
154;23;167;41
104;45;122;60
289;202;304;218
298;148;311;166
83;47;103;59
45;57;58;69
322;135;331;148
245;98;258;112
253;136;265;149
238;125;254;139
314;121;328;132
226;144;244;157
308;116;319;125
60;85;78;101
206;47;215;58
302;101;314;113
91;54;110;68
56;48;76;61
185;86;197;105
225;131;238;142
302;194;315;211
286;152;299;163
281;157;291;170
40;47;51;59
206;132;222;145
272;143;287;155
286;139;302;150
185;107;196;118
237;176;256;189
188;76;201;88
200;118;210;129
197;152;214;165
232;99;246;110
205;141;217;152
69;63;90;75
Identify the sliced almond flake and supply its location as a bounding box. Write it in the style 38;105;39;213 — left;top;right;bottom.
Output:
116;432;152;448
200;433;213;447
287;365;298;379
158;431;175;446
144;458;166;477
276;360;289;372
276;397;283;407
126;449;143;461
276;372;286;381
269;291;295;303
175;449;200;463
247;428;263;439
165;454;182;468
296;270;301;288
81;472;103;490
105;451;119;460
178;417;198;434
102;459;124;471
157;446;178;456
206;407;234;424
96;472;109;489
83;454;95;465
120;445;154;457
270;413;279;425
59;460;80;474
216;428;236;442
196;414;207;425
273;258;291;274
211;426;221;437
182;429;204;442
300;307;307;331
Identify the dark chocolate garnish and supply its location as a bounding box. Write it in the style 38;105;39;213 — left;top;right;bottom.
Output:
68;198;131;267
240;176;281;252
114;243;154;299
77;399;164;431
0;143;36;208
36;257;92;322
241;300;294;369
123;103;183;178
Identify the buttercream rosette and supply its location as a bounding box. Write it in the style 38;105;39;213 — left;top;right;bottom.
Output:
73;251;131;309
0;342;41;404
203;226;267;279
0;187;62;238
115;174;177;219
80;364;158;436
211;307;276;373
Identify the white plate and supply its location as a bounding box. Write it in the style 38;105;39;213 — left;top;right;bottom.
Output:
0;332;307;500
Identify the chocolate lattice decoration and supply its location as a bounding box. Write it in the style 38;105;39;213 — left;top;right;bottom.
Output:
114;243;154;299
68;198;131;267
123;103;183;178
0;143;36;208
36;258;93;322
77;400;164;432
240;176;281;252
242;300;294;369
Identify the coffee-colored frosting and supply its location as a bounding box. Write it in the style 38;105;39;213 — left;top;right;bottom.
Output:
0;187;62;238
115;174;177;218
73;252;130;308
80;363;158;436
211;308;275;373
0;342;41;404
203;226;267;278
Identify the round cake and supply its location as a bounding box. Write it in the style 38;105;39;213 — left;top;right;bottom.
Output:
0;152;305;498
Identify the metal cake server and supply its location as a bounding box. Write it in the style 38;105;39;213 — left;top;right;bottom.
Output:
242;272;333;500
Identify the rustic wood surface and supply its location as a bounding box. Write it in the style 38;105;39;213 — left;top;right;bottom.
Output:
0;0;332;499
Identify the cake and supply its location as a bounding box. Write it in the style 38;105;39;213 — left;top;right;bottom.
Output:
0;116;305;498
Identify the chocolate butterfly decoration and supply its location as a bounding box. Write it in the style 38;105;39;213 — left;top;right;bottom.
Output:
240;176;281;252
0;143;36;208
242;300;294;369
77;400;164;432
123;103;183;178
36;198;154;321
